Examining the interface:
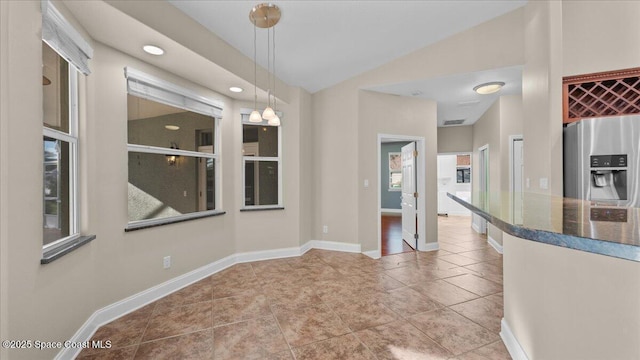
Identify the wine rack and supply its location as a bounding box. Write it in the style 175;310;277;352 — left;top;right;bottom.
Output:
563;67;640;124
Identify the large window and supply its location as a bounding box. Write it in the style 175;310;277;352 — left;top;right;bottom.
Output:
43;42;77;247
41;0;94;260
125;68;223;229
241;112;282;209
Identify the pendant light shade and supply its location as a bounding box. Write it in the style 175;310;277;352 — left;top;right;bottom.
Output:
268;114;280;126
249;110;263;123
262;106;276;120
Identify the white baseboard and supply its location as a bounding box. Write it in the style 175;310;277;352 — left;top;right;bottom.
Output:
380;208;401;214
235;246;302;263
500;318;529;360
306;240;362;253
363;249;381;259
488;235;504;254
471;222;481;233
420;242;440;252
56;240;361;360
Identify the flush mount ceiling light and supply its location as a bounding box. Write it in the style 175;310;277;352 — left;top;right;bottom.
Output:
473;81;505;95
164;125;180;130
249;3;281;126
143;45;164;56
229;86;244;93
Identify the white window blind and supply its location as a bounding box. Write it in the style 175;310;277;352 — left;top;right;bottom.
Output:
125;67;223;118
41;0;93;75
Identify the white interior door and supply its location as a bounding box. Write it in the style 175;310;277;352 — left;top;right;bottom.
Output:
401;142;417;249
512;138;524;224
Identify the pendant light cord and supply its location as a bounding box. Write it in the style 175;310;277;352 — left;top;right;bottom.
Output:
267;23;271;108
273;23;276;112
253;20;257;111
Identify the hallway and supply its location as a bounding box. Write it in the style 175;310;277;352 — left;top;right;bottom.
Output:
78;216;508;359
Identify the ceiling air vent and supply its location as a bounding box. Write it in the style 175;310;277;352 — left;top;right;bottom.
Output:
443;119;466;126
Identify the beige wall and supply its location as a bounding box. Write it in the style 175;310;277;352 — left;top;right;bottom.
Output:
504;233;640;359
563;1;640;77
358;91;438;251
437;126;473;154
499;95;524;194
522;1;563;196
0;0;11;357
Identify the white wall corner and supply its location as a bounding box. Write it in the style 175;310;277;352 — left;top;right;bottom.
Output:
500;318;530;360
234;246;302;264
420;241;440;252
363;249;381;259
299;240;313;255
488;235;504;254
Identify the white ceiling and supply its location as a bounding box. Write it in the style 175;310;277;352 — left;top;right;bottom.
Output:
168;0;526;125
367;65;524;127
168;0;527;94
67;1;527;127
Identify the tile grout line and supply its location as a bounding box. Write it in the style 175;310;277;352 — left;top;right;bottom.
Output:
254;261;298;360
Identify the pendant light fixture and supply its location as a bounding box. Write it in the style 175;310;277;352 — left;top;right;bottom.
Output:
249;3;281;126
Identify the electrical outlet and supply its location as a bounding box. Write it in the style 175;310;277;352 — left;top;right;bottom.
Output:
163;256;171;269
183;190;187;197
364;179;369;188
539;177;548;190
322;225;328;234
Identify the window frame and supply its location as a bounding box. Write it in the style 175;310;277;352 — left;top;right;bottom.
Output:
42;60;81;252
240;110;283;210
124;69;224;231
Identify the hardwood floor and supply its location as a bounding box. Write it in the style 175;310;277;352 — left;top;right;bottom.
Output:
381;214;414;256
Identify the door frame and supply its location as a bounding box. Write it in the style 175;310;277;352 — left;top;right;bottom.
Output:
377;134;427;258
474;144;489;234
509;135;524;222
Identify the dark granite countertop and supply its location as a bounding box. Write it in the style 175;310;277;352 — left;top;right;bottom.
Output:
447;192;640;262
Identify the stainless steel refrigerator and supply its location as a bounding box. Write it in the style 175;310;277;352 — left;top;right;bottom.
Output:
564;115;640;208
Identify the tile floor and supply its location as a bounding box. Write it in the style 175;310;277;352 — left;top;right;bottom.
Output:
77;216;510;359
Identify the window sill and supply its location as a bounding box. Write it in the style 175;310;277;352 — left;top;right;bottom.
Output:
240;206;285;212
41;235;96;264
125;210;226;232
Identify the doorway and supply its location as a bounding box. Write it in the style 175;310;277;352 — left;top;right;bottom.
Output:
378;135;426;257
436;153;472;217
473;144;489;234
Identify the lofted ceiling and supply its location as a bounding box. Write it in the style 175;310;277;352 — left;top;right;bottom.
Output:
169;0;526;126
67;1;527;126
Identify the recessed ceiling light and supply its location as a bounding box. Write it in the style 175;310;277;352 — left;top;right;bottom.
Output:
473;81;505;95
229;87;244;93
165;125;180;130
143;45;164;56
